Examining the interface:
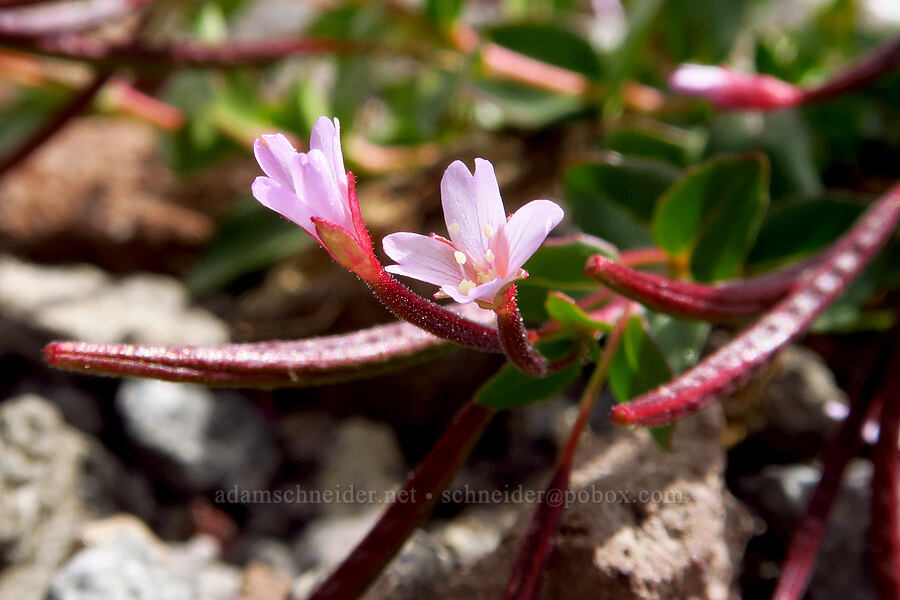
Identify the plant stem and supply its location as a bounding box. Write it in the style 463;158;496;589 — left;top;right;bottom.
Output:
494;285;548;376
307;400;495;600
503;306;630;600
366;269;503;354
0;70;110;180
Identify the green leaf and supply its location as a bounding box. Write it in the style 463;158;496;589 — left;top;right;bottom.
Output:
663;0;749;63
608;315;674;448
746;194;866;270
473;79;585;130
652;154;769;282
475;357;581;410
487;23;602;79
645;312;710;374
186;198;313;296
545;292;613;332
565;156;681;249
609;316;672;402
603;123;706;167
517;235;616;321
424;0;465;30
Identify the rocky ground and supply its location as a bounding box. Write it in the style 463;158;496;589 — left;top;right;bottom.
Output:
0;114;881;600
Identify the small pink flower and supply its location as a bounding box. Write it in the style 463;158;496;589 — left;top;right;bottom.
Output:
251;117;376;277
668;64;803;110
383;159;564;307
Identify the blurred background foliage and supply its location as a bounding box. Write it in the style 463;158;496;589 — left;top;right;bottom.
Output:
2;0;898;330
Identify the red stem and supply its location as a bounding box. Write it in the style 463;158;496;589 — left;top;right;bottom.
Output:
0;70;110;180
494;285;548;376
307;400;495;600
870;383;900;599
367;269;502;354
585;254;819;323
0;33;375;69
801;36;900;105
772;387;884;600
611;181;900;426
503;308;629;600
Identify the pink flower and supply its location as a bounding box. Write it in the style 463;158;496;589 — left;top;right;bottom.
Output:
383;159;564;307
251;117;376;277
668;64;803;110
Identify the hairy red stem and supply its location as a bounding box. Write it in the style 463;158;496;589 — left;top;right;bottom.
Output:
611;182;900;426
0;70;110;180
585;254;819;322
307;400;495;600
503;308;629;600
367;269;502;354
494;285;548;376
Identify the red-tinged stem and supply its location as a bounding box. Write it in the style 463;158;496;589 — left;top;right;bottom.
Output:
367;269;502;354
619;246;670;267
585;254;820;323
0;0;154;36
494;285;548;376
0;33;375;69
611;181;900;427
103;77;183;130
772;390;884;600
801;36;900;105
43;316;483;387
870;389;900;599
307;400;495;600
503;307;630;600
0;70;110;180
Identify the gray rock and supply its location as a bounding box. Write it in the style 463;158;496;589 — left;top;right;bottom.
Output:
48;519;242;600
436;406;755;600
47;532;192;600
738;459;876;600
0;395;87;600
315;417;405;516
79;438;157;523
0;255;227;355
116;379;280;494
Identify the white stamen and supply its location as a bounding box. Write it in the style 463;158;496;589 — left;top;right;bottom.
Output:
448;223;460;235
483;224;493;238
454;251;467;265
458;279;475;295
484;249;495;262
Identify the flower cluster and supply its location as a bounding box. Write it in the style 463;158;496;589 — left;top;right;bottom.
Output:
251;118;563;310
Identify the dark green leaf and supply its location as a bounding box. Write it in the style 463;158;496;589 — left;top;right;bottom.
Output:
424;0;465;30
565;156;681;249
603;123;706;167
746;194;866;270
645;312;710;374
487;23;602;79
652;154;769;282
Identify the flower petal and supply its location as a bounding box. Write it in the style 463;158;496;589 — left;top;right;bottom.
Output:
498;199;564;275
253;134;297;190
251;177;318;240
290;149;351;230
309;116;348;197
383;232;462;288
441;159;506;260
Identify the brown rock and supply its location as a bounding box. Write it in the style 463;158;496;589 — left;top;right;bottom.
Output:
437;406;754;600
